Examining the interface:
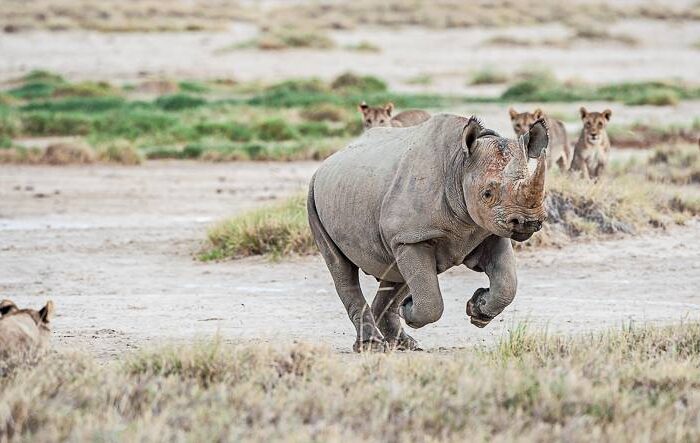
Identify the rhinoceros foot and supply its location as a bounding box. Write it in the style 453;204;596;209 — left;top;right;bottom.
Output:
387;333;423;352
353;336;388;353
466;288;494;328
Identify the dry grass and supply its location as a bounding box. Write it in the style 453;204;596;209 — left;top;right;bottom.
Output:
201;194;315;260
2;322;700;441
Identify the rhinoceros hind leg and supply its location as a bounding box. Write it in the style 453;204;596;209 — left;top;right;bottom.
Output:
308;177;386;352
372;282;422;351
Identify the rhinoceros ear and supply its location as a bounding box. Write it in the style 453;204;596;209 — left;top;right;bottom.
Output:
462;117;483;155
525;119;549;159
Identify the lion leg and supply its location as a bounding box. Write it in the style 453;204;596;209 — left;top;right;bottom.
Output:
371;281;421;351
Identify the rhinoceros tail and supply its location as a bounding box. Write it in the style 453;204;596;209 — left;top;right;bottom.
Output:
307;173;349;266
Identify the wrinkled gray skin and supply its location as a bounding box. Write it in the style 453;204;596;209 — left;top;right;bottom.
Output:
308;114;549;352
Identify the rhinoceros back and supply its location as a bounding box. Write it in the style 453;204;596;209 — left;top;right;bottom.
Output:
312;126;416;275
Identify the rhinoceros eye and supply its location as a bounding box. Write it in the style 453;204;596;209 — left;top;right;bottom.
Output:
483;190;492;199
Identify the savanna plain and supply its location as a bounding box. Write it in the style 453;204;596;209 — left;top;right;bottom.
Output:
1;0;700;441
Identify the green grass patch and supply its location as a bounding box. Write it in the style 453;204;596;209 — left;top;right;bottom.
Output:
470;68;510;85
155;93;207;111
201;194;314;260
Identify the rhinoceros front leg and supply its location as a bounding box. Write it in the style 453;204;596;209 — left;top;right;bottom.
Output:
393;242;444;329
371;281;422;351
465;236;517;328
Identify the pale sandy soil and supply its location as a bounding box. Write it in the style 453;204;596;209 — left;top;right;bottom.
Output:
1;161;698;359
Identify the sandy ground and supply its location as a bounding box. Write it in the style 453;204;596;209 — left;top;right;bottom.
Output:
1;19;698;95
1;161;698;359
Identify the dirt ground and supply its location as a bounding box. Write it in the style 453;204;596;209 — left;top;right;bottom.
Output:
1;161;698;359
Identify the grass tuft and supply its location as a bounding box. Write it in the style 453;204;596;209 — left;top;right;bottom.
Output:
202;194;314;260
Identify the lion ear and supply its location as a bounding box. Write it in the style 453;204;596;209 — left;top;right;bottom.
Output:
39;300;54;323
533;108;544;120
0;299;17;316
602;109;612;121
384;102;394;116
579;106;588;119
508;107;518;119
358;101;369;113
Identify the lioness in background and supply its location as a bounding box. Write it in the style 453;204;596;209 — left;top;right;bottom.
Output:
509;107;570;171
358;102;430;130
570;107;612;179
0;299;54;354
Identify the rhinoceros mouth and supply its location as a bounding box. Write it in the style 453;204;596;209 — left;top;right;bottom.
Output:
510;231;534;242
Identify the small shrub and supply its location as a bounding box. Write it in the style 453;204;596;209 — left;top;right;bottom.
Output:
41;142;96;165
297;121;332;138
21;97;125;113
470;68;510;85
20;112;93;136
254;118;299;141
625;88;680;106
155;93;206;111
92;109;177;139
53;81;118;97
178;81;209;93
300;103;347;122
21;70;65;84
344;41;381;52
330;72;387;93
8;82;57;100
96;140;142;165
193;121;253;142
0;109;22;137
202;194;315;259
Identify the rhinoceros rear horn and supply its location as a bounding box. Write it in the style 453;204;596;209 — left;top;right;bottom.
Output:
462;117;484;155
525;119;549;159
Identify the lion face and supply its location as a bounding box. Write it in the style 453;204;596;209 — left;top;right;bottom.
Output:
508;107;545;136
579;107;612;145
358;102;394;129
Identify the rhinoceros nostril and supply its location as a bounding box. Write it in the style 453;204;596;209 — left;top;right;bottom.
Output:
509;217;524;226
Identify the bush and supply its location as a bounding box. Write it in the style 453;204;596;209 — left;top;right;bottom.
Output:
297;121;332;138
96;140;143;165
300;103;347;122
0;109;22;137
178;80;209;93
92;109;178;139
202;194;315;259
8;82;57;100
21;97;125;113
254;118;299;141
330;72;387;93
53;81;118;98
193;121;253;142
470;68;510;85
625;88;680;106
20;112;93;136
155;93;206;111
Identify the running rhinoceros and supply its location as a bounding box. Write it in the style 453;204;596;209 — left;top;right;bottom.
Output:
307;114;548;352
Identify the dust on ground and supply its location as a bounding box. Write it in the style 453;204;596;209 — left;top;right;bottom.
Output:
1;161;698;359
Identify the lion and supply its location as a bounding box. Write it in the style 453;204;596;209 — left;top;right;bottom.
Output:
358;102;430;130
508;107;571;171
0;299;54;355
569;107;612;179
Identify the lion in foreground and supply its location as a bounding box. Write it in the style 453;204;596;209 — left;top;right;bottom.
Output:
0;299;54;356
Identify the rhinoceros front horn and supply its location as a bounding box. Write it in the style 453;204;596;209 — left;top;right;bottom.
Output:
518;119;548;205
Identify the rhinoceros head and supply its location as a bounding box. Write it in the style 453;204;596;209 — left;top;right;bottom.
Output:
460;117;548;242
